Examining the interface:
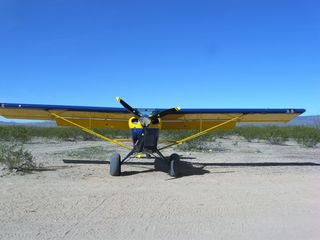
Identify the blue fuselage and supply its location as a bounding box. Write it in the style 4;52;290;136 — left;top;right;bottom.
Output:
130;128;160;152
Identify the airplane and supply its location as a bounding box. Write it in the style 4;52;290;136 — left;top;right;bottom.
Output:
0;98;305;177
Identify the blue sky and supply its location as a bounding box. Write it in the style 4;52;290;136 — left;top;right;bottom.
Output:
0;0;319;117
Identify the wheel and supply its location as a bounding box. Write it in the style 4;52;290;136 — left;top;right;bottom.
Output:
110;153;121;176
169;153;180;177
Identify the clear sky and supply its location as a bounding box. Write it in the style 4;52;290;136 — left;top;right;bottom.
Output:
0;0;319;117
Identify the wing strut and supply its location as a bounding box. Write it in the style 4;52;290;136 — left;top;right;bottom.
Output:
159;115;244;150
49;112;131;150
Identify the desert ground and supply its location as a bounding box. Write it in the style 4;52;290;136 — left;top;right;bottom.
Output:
1;137;319;240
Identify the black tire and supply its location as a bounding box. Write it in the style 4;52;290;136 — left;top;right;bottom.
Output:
110;153;121;176
169;153;180;177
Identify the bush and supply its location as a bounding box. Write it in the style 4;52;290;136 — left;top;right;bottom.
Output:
0;142;36;170
0;126;130;142
291;127;320;148
0;126;31;143
233;127;261;142
1;124;319;148
177;139;204;151
233;126;320;147
260;126;288;145
297;136;319;148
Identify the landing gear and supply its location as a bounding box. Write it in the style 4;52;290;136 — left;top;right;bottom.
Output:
109;150;180;177
110;152;121;176
169;153;180;177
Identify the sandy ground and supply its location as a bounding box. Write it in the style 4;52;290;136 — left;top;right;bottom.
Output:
0;137;320;240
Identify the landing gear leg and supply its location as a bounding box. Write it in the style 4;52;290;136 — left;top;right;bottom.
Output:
154;149;180;177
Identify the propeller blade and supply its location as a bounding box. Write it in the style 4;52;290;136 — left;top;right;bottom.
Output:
116;97;142;117
150;106;181;121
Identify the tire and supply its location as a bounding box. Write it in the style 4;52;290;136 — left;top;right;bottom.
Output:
110;153;121;176
169;153;180;177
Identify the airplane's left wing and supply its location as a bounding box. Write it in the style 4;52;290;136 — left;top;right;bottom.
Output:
0;103;132;129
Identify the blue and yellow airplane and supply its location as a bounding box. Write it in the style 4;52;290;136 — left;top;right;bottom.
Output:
0;98;305;177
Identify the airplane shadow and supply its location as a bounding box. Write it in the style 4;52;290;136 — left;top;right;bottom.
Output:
63;158;209;177
195;162;320;167
63;158;320;178
154;158;210;177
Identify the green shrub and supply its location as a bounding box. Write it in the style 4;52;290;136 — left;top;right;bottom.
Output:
291;126;320;148
0;143;36;170
0;126;31;143
177;139;203;151
233;127;261;142
0;124;319;148
260;126;288;145
234;125;319;147
0;126;130;142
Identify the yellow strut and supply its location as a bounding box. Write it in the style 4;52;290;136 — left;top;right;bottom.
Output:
50;112;131;150
160;115;243;150
176;115;243;144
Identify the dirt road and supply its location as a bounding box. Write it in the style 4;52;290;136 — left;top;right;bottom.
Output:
1;139;319;239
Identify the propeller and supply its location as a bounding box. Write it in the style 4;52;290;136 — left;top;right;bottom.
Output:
116;97;142;118
149;107;181;122
116;97;180;127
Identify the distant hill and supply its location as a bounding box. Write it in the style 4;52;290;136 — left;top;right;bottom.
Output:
284;115;320;126
0;115;319;128
238;115;320;127
0;121;56;127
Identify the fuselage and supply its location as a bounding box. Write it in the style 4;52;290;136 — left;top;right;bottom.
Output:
129;117;160;152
